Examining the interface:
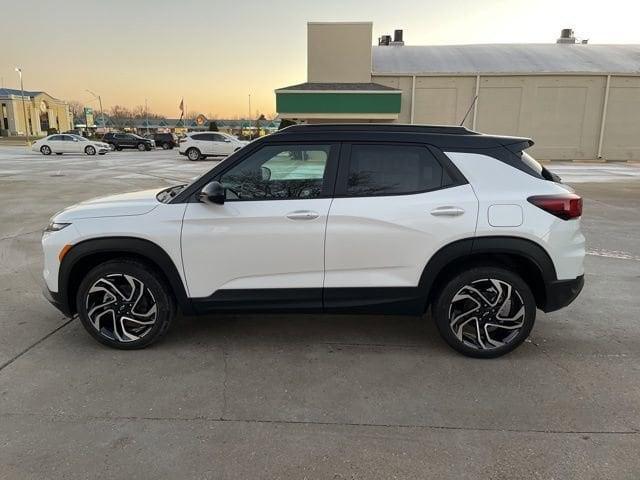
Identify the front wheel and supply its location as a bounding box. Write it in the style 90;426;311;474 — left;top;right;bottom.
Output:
162;142;171;150
85;145;96;155
40;145;52;155
186;148;201;161
76;259;176;349
432;266;536;358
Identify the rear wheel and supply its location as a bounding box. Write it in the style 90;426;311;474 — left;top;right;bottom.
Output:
432;266;536;358
76;259;176;349
137;143;146;151
162;142;171;150
40;145;51;155
186;148;201;161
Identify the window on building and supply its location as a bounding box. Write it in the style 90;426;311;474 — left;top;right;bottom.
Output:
1;104;8;130
346;144;445;196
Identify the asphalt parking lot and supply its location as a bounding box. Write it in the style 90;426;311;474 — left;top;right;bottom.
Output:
0;146;639;479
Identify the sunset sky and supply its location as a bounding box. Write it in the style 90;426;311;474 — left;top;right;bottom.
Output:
1;0;637;118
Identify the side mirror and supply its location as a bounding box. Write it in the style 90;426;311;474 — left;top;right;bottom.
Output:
198;181;225;205
261;166;271;181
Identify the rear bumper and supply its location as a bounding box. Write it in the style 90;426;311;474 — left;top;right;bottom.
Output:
43;287;73;317
542;275;584;312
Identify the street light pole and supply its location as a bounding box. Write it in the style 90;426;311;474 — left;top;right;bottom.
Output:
86;89;104;134
145;98;149;135
248;93;252;140
15;67;30;145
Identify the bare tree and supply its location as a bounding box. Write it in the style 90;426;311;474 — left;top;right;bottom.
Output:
67;100;84;122
108;105;132;128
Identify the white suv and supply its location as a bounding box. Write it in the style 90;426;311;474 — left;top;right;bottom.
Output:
42;124;585;358
178;132;248;161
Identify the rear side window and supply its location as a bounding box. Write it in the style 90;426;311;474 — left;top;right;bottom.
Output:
191;134;206;140
346;144;445;196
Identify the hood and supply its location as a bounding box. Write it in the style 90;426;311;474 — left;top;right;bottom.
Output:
53;188;163;221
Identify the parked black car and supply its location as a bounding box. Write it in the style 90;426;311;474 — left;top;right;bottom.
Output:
153;132;178;150
103;133;154;151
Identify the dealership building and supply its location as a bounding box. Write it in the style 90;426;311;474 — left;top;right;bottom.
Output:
276;22;640;161
0;88;72;137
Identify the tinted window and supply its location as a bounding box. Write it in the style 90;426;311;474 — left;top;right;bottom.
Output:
49;135;62;141
346;144;444;196
61;135;74;142
191;134;206;141
219;145;330;200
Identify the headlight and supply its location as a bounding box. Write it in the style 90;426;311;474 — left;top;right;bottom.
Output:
44;222;71;233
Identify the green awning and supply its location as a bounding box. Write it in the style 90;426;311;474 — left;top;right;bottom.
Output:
276;91;401;115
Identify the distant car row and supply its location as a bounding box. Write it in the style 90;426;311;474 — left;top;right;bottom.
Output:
32;131;250;158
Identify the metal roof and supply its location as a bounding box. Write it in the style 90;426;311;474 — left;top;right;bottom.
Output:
277;82;399;91
0;87;43;97
372;44;640;75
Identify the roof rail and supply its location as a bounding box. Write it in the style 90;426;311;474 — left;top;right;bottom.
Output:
275;123;478;135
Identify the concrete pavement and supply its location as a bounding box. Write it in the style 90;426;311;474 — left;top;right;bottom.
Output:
0;147;638;479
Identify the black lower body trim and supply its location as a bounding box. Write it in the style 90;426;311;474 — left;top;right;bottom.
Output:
43;287;74;317
192;287;425;316
542;275;584;312
323;287;425;315
192;288;322;314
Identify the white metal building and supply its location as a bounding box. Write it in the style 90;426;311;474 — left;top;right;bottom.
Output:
276;23;640;161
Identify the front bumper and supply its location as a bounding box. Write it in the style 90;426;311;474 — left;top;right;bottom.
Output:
43;286;74;317
542;275;584;312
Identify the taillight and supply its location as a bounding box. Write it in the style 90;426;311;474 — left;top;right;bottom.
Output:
527;194;582;220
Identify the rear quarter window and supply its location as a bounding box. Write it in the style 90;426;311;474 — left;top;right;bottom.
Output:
345;144;445;196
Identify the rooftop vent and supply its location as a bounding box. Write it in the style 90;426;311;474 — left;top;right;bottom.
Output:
379;29;404;46
557;28;576;44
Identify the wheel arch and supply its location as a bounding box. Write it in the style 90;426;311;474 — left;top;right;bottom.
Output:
59;237;193;316
419;236;557;311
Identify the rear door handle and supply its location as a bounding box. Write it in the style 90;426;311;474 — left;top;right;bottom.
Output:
430;206;465;217
286;210;319;220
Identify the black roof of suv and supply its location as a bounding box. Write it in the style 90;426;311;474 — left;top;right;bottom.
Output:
171;123;543;204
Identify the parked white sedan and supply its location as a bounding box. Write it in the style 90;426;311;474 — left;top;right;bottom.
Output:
32;134;111;156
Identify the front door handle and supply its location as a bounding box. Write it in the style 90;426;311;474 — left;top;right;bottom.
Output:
286;210;319;220
430;206;465;217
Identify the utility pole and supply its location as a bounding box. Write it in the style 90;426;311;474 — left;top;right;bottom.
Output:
145;98;149;135
15;67;30;145
248;93;252;140
86;90;104;134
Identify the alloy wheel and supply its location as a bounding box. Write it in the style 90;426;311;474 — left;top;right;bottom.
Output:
41;145;51;155
448;278;525;350
85;273;157;343
188;149;200;160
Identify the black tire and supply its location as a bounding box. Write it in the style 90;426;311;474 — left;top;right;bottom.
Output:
76;259;176;349
55;153;63;155
40;145;51;155
115;145;122;151
432;266;536;358
85;145;96;155
137;143;146;151
186;148;201;161
162;142;171;150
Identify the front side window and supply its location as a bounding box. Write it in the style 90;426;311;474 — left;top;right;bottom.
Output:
219;144;330;200
346;144;445;196
49;135;62;141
